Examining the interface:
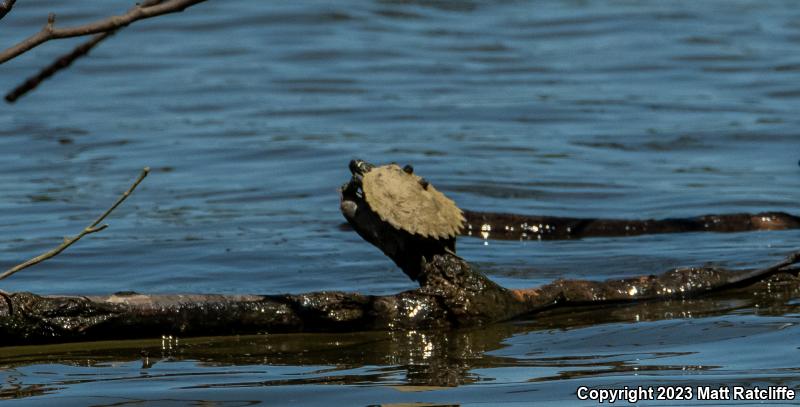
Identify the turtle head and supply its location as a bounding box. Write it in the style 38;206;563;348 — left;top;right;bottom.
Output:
340;158;375;226
340;158;375;210
340;159;373;219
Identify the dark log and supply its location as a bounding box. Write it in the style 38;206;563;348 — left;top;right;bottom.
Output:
1;251;798;346
463;210;800;240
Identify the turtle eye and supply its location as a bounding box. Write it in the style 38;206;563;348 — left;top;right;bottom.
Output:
403;164;414;174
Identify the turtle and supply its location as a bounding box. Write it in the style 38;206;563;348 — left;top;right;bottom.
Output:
340;159;465;281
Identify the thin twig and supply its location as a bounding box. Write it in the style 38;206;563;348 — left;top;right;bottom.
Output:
0;167;150;282
0;0;206;64
0;0;16;21
5;31;115;102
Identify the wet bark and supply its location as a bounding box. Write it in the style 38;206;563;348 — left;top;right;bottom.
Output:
1;252;797;346
462;210;800;240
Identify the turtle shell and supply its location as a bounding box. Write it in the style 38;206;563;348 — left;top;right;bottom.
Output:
361;164;464;239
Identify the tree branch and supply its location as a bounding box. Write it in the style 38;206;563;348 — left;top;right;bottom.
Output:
0;0;15;21
0;0;206;65
0;167;150;282
5;31;115;103
4;0;167;102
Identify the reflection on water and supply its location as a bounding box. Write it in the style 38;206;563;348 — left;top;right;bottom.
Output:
2;279;800;404
1;0;800;404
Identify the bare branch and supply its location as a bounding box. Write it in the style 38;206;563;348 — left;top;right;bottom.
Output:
5;31;115;103
4;1;167;102
0;167;150;282
0;0;206;64
0;0;16;21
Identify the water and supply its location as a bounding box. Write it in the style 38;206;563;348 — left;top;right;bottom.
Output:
0;0;799;404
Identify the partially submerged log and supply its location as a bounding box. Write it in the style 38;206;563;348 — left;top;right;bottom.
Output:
463;210;800;240
2;160;798;345
1;252;798;345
